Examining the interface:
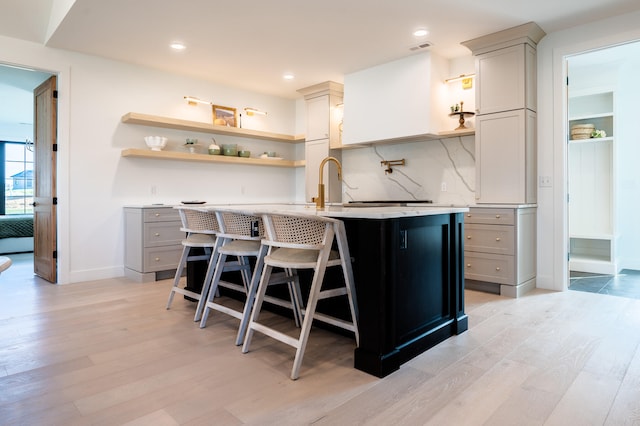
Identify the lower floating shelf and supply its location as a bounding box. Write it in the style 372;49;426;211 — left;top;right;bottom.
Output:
121;148;305;168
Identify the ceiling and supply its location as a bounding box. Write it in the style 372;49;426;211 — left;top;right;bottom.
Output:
1;0;640;99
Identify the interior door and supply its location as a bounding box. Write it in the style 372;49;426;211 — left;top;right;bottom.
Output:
33;76;57;282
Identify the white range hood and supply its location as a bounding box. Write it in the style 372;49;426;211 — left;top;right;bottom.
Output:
342;51;449;145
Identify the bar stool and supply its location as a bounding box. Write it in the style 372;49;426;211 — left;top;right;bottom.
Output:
199;208;304;346
166;207;221;322
241;212;359;380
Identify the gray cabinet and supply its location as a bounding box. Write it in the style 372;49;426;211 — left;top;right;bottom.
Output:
462;22;544;205
124;206;183;282
475;109;537;204
475;44;537;114
464;206;536;298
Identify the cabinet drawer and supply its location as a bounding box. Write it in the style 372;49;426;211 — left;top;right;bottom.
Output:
143;221;183;247
144;208;180;222
143;246;182;272
464;251;515;285
465;224;515;255
464;208;515;225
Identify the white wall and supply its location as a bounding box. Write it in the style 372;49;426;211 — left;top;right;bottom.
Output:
615;53;640;270
0;35;303;284
536;10;640;291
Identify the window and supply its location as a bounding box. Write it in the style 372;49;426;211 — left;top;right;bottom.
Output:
1;140;34;215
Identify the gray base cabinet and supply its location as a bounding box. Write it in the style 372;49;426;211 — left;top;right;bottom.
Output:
464;206;536;297
124;206;183;282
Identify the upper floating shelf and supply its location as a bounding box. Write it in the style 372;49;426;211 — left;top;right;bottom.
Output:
122;112;305;143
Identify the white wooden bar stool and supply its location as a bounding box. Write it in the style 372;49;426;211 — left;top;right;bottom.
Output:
166;207;222;322
241;212;359;380
199;208;304;346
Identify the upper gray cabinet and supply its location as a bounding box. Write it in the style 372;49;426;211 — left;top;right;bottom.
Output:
475;44;537;114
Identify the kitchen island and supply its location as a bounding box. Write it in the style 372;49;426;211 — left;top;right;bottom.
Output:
199;203;468;378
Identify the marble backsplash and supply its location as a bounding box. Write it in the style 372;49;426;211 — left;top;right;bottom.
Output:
340;135;475;205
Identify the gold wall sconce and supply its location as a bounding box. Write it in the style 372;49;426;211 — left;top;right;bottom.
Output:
244;107;267;116
444;74;475;90
184;96;213;106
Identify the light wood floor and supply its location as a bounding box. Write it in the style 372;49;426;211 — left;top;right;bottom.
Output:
1;254;639;425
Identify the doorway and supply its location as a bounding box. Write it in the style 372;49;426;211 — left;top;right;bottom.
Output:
566;41;640;297
0;64;56;281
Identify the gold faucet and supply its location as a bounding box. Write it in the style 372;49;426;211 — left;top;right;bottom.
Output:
313;156;342;209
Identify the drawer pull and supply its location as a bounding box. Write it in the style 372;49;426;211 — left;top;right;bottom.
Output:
495;214;501;219
467;235;472;239
155;257;160;262
155;213;160;217
495;267;501;271
467;214;472;217
495;237;501;241
467;263;471;268
155;232;160;237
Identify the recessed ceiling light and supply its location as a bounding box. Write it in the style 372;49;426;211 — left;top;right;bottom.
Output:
283;73;295;80
170;42;186;50
413;29;428;37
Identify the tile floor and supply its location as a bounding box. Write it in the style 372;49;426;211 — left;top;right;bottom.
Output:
569;269;640;299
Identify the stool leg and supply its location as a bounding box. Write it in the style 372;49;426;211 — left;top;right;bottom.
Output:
284;269;304;327
335;222;359;346
235;244;268;345
241;262;273;354
199;251;228;328
290;254;330;380
166;245;189;309
193;239;223;322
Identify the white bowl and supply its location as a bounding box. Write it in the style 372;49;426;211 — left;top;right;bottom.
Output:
144;136;168;151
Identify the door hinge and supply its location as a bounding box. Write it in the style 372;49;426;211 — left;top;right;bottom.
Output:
53;197;58;205
53;143;58;152
53;90;58;99
53;250;57;259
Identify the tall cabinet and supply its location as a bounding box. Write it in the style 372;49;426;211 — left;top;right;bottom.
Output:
297;81;343;203
460;22;545;297
462;24;544;204
568;90;617;274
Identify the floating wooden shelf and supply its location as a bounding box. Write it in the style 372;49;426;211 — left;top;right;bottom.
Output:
121;148;305;168
122;112;305;143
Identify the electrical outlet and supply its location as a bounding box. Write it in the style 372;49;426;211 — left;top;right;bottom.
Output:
441;182;447;192
539;176;552;187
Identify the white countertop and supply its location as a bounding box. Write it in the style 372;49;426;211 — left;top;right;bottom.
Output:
189;203;468;219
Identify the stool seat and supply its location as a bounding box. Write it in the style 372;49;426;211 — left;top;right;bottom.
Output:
267;248;339;268
183;233;217;246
